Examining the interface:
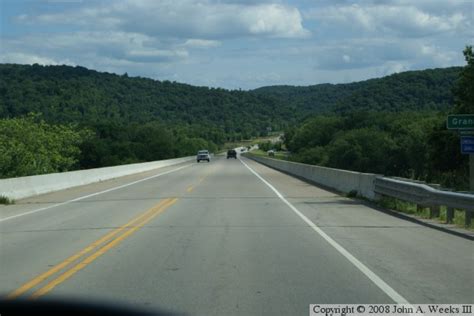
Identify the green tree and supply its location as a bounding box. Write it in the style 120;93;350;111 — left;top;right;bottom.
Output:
287;116;342;152
0;115;91;178
325;128;398;174
453;46;474;113
292;146;328;165
258;141;273;152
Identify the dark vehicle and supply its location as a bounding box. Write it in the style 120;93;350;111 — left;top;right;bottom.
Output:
227;149;237;159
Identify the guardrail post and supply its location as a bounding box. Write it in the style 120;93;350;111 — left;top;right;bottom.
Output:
429;205;440;218
446;207;454;224
465;210;472;227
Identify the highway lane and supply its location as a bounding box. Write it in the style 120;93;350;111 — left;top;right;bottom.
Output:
0;155;472;315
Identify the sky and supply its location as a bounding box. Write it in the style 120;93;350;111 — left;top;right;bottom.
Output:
0;0;472;90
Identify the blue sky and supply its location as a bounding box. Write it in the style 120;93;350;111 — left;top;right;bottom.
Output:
0;0;472;89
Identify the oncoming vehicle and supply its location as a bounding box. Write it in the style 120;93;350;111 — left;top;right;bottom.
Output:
196;150;210;163
227;149;237;159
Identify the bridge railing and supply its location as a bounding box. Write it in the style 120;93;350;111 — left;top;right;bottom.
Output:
0;156;194;200
245;153;473;227
374;177;473;226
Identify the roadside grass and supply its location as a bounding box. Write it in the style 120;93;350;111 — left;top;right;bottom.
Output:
248;149;289;160
249;149;267;156
0;195;15;205
377;197;473;230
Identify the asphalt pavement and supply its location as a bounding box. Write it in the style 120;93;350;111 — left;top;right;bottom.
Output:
1;154;472;315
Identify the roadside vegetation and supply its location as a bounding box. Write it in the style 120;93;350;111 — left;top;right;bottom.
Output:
0;114;90;178
282;111;468;190
250;149;289;160
282;47;473;191
0;195;15;205
0;115;217;178
0;47;470;181
378;197;473;230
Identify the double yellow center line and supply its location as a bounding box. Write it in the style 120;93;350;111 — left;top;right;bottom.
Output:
7;197;177;299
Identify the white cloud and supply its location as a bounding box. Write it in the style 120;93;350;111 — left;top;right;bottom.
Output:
419;44;459;67
3;0;469;88
380;61;410;75
25;0;310;39
125;48;189;62
307;3;470;37
0;52;74;66
2;31;190;64
183;39;221;48
239;4;309;38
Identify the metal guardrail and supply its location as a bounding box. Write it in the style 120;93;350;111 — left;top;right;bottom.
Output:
375;177;474;226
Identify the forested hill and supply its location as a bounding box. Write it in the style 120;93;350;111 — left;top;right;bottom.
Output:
0;64;462;132
0;63;465;178
0;63;291;140
252;67;461;115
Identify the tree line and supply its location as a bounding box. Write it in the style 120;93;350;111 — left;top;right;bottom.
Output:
0;115;219;178
0;48;469;180
282;47;473;190
252;67;461;117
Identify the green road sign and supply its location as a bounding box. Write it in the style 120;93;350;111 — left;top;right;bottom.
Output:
447;114;474;130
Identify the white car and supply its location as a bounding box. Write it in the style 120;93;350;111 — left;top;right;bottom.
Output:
196;150;210;163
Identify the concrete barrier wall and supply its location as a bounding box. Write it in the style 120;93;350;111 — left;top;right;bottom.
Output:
0;156;194;200
246;155;379;199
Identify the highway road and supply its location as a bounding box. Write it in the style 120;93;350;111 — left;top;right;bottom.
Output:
1;154;473;315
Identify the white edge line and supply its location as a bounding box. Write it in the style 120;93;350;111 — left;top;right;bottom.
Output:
239;157;410;304
0;164;192;223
